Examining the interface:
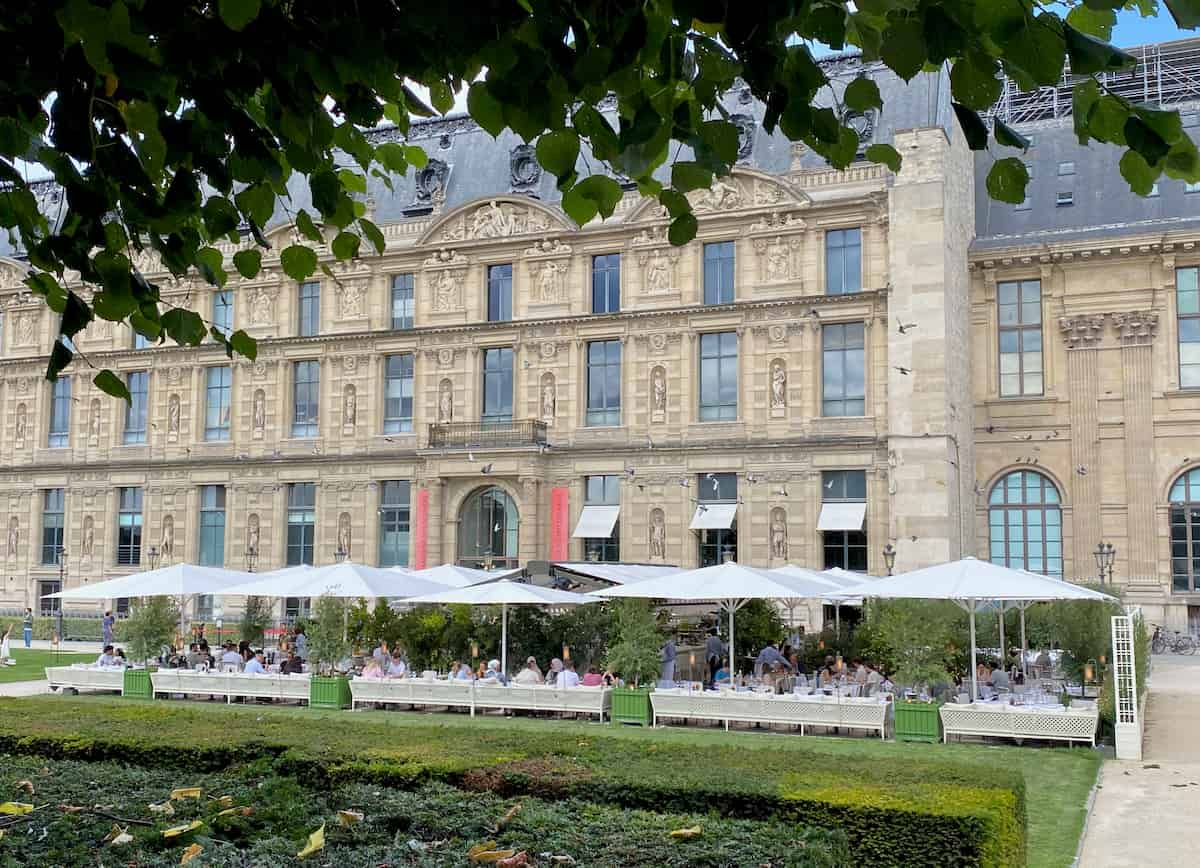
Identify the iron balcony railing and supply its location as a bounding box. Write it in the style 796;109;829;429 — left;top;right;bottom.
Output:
428;419;548;450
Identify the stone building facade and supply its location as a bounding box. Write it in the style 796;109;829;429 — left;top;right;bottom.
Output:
2;40;1199;630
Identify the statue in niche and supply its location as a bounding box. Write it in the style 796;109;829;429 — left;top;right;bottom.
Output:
765;239;791;281
160;515;175;560
342;384;357;429
251;287;273;325
536;260;562;302
438;380;454;423
167;393;181;439
15;403;28;445
6;517;18;556
770;360;787;409
433;269;459;311
246;514;261;555
770;508;788;560
887;449;898;496
651;366;667;415
252;389;266;437
88;399;101;444
648;509;667;560
540;374;556;422
337;512;352;558
646;249;671;292
338;279;364;318
82;515;95;556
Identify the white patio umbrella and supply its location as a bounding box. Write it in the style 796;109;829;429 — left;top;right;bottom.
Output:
388;563;522;588
819;567;880;632
550;562;682;586
766;566;843;631
219;561;452;600
593;562;835;676
827;557;1114;700
44;563;258;646
400;579;599;677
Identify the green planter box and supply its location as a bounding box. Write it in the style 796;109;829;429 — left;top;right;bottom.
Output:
611;686;653;726
895;700;942;743
309;676;352;710
122;668;154;700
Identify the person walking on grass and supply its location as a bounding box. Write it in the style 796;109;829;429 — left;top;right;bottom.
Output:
22;608;33;649
1;625;14;665
102;610;115;646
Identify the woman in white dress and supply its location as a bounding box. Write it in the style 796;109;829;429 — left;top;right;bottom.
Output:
0;625;14;665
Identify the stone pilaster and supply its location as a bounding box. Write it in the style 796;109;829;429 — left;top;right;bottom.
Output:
1059;314;1105;579
1115;311;1160;582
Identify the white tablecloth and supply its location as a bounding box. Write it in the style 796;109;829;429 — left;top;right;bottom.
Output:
650;688;890;737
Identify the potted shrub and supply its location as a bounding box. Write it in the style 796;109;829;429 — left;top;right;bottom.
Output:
874;601;958;743
239;595;272;648
306;595;352;709
604;600;662;726
121;596;178;699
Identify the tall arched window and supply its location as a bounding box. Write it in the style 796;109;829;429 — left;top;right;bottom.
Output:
988;471;1062;576
458;486;519;569
1169;469;1200;592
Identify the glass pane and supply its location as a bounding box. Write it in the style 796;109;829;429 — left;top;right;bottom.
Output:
999;352;1019;374
999;331;1020;353
997;283;1018;305
999;304;1019;325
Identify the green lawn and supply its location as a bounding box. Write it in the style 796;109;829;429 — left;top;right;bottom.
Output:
0;648;94;683
0;695;1101;866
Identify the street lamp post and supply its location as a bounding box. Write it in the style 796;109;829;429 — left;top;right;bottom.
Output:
245;545;258;573
1094;542;1116;586
55;547;67;648
882;543;897;576
147;545;161;571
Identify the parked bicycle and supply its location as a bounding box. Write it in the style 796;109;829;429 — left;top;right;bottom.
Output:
1151;625;1197;655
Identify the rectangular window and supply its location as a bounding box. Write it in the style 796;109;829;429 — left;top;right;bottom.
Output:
591;254;620;314
41;488;65;565
998;279;1043;397
47;376;71;448
482;347;514;423
378;480;411;568
703;241;735;305
286;482;316;566
488;264;513;322
133;331;151;350
698;472;738;502
1056;191;1074;207
123;371;149;444
585;339;621;426
117;486;143;566
212;290;233;337
1057;161;1075;176
822;470;868;571
583;475;620;562
696;472;738;567
204;366;232;441
698;331;738;421
391;273;415;329
1178;267;1200;389
384;354;415;433
1149;183;1160;198
292;360;320;437
198;485;226;567
825;228;862;295
298;281;320;336
821;323;866;416
39;580;61;616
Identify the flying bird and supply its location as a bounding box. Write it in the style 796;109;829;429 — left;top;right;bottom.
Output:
678;478;691;488
624;466;636;478
825;478;835;489
646;434;654;450
893;366;911;375
896;317;918;334
1076;466;1088;476
467;451;476;462
1011;433;1033;441
745;473;760;485
481;463;494;475
986;425;995;434
775;486;789;497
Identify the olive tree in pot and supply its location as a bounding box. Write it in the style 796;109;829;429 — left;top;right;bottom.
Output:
874;600;960;742
605;600;663;726
121;596;179;699
307;595;353;709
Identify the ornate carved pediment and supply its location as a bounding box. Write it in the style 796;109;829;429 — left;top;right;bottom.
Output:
625;168;811;222
1112;310;1159;344
523;238;572;259
418;197;573;245
750;322;804;344
423;347;463;368
747;211;807;234
520;340;570;364
0;258;30;290
633;332;682;355
1058;314;1106;347
752;235;803;285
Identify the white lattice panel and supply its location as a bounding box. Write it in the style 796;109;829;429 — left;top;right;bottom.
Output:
46;666;124;692
940;703;1097;746
650;691;888;736
1112;615;1138;727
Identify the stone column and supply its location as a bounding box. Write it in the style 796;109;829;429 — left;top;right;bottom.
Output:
1059;314;1106;580
1115;311;1160;583
519;476;541;562
425;477;445;567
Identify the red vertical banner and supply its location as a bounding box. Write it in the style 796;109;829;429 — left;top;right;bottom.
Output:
413;488;430;569
550;486;569;561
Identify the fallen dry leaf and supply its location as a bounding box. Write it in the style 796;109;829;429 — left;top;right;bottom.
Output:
471;850;517;864
149;801;176;816
57;805;84;814
180;842;203;865
162;820;203;838
496;853;528;867
538;856;577;866
296;823;325;859
669;825;702;839
14;780;34;795
103;823;133;846
215;806;254;818
468;841;499;860
337;809;363;827
0;802;34;816
212;795;234;809
493;803;522;832
38;768;49;776
169;787;202;801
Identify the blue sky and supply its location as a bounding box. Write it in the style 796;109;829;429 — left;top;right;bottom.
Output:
1112;8;1192;46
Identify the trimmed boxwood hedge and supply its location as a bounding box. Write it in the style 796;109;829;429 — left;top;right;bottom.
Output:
0;697;1027;866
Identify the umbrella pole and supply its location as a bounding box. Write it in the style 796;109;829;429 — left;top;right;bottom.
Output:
998;607;1006;662
728;599;736;681
835;603;840;637
1020;604;1028;682
501;602;508;678
969;600;979;702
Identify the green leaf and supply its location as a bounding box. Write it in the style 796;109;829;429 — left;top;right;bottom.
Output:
1086;95;1130;144
467;83;505;136
94;369;132;404
950;55;1003;112
195;246;227;287
986;157;1030;204
843;76;882;113
879;17;927;81
993;118;1030;150
668;212;698;246
1119;150;1158;197
1164;136;1200;182
428;80;454;115
697;120;739;165
47;339;73;380
952;103;989;151
61;290;93;337
1066;4;1116;40
280;245;318;281
565;175;622;224
403;146;428;169
233;249;262;280
864;143;902;173
535;130;580;178
235;183;275;227
161;308;207;346
331;231;360;260
202;196;240;238
670;162;713;193
337;169;367;195
659;188;690;219
229;329;258;361
1133;105;1184;146
359;218;385;255
1072;79;1102;145
1064;24;1136;75
295;210;323;244
1165;0;1200;29
218;0;261;31
1125;115;1170;165
1003;13;1066;90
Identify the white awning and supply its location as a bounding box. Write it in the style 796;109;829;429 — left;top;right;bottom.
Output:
817;502;867;531
571;505;620;539
689;502;738;530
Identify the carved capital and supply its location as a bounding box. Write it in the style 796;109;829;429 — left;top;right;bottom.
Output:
1112;310;1159;345
1058;314;1106;347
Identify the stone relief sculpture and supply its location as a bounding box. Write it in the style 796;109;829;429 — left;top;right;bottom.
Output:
535;260;564;303
432;269;462;312
770;508;788;560
770;360;787;409
82;515;94;556
342;384;357;430
337;279;365;318
651;366;667;419
160;514;175;560
6;517;18;556
250;286;274;325
14;311;37;345
649;509;667;560
430;200;554;244
14;403;27;446
252;389;266;439
167;393;181;442
246;514;261;554
692;176;742;211
438;379;454;422
337;512;352;557
540;373;556;423
88;399;101;445
645;249;671;292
